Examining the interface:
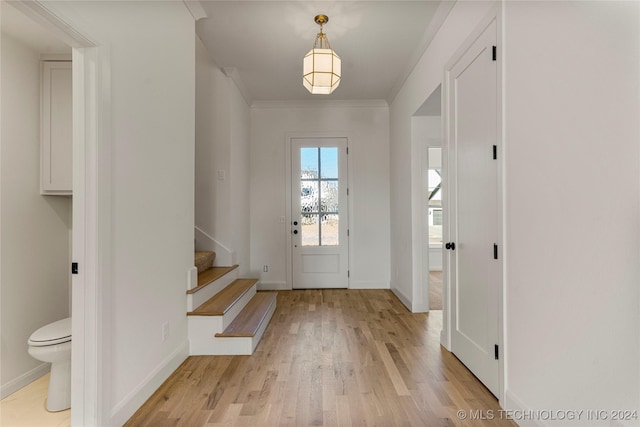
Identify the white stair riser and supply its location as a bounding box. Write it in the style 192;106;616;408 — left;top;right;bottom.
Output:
190;336;254;356
187;268;239;311
189;297;276;356
187;284;256;345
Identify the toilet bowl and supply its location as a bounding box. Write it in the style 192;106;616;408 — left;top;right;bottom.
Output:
28;317;71;412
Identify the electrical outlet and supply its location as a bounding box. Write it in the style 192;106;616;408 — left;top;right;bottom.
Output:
161;322;169;341
263;265;268;273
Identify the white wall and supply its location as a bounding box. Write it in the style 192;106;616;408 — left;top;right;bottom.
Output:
250;101;390;290
389;1;495;308
195;37;251;273
43;2;195;424
0;33;72;398
503;2;640;424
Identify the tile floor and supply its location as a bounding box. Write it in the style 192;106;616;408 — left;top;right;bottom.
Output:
0;374;71;427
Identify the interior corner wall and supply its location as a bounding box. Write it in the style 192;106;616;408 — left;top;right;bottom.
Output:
0;33;72;398
229;75;251;276
503;1;640;423
195;37;251;274
389;1;495;308
249;102;390;290
44;2;196;424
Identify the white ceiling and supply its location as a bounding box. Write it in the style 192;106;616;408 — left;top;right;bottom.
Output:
1;2;71;54
196;1;444;103
2;1;445;103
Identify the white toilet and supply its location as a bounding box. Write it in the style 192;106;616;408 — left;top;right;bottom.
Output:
28;317;71;412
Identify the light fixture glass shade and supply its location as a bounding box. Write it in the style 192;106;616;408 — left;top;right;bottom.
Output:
303;48;341;94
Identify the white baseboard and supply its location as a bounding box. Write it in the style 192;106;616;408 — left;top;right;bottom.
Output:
412;300;429;313
349;280;389;289
258;281;289;290
0;363;50;400
391;287;412;311
109;340;189;426
504;390;545;427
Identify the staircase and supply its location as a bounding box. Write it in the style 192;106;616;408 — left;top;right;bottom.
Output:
187;251;277;355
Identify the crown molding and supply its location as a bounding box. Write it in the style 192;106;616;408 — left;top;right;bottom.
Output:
386;0;456;104
182;1;207;21
251;99;389;110
222;67;252;106
8;0;96;48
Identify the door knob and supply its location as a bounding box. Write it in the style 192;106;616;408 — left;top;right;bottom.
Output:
293;221;298;226
445;242;455;250
293;230;298;234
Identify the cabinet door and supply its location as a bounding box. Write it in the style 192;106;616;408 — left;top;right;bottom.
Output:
41;61;72;195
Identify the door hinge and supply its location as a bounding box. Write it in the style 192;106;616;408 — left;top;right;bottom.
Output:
348;270;350;278
347;229;350;237
347;187;349;196
493;244;498;260
492;45;497;61
494;344;499;360
346;146;349;155
492;145;497;160
71;262;79;275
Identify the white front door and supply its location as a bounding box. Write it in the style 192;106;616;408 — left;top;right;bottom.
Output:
447;20;500;396
291;138;349;289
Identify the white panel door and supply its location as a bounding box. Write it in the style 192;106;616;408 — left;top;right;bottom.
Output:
291;138;349;289
448;20;500;396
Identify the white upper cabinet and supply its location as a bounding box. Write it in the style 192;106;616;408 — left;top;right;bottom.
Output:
41;61;72;195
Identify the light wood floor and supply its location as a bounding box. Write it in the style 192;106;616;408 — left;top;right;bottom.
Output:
0;373;71;427
126;290;516;427
429;271;443;311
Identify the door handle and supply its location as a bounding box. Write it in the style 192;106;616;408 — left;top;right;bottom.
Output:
445;242;455;250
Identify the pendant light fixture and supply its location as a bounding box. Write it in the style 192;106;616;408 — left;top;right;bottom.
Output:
303;14;341;94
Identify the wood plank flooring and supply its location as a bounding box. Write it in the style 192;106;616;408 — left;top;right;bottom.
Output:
125;290;517;427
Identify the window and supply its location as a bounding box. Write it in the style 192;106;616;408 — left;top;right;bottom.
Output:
300;147;340;246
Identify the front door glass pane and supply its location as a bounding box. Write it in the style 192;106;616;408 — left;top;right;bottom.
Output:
300;146;340;246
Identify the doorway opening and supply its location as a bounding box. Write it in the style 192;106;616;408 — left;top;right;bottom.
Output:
412;84;444;316
1;2;74;420
427;147;443;311
1;1;108;424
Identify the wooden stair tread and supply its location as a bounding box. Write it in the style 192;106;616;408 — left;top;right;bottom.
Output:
187;265;239;295
216;292;277;338
188;279;258;316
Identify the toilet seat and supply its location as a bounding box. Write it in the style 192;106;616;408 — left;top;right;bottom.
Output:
28;317;71;347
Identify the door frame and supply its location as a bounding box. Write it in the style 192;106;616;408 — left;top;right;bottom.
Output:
285;132;353;290
10;2;112;424
442;5;505;402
